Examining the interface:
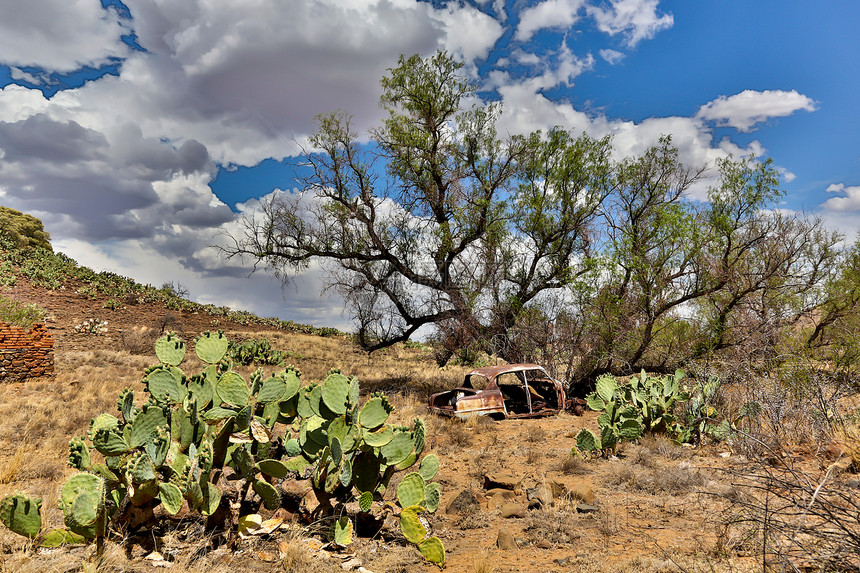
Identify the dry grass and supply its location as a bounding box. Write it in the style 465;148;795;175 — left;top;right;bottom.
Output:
522;508;581;545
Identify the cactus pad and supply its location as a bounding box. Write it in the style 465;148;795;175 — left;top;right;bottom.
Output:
158;482;183;515
321;371;350;416
418;537;445;566
399;505;427;544
129;405;168;448
575;428;600;452
363;424;393;447
423;482;441;512
216;372;250;407
397;472;426;508
0;494;42;538
258;459;288;479
284;438;301;457
359;397;391;429
257;377;286;403
332;515;353;547
60;473;105;537
380;430;414;465
195;331;228;364
418;454;439;481
39;528;86;547
147;368;186;404
358;490;373;512
155;333;186;366
92;428;131;456
253;479;281;510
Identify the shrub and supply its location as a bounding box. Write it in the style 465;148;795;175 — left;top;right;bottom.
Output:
0;294;46;329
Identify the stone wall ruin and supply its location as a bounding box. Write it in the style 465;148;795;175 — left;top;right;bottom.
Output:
0;322;54;381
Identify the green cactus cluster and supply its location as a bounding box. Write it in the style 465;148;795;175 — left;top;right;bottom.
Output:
576;370;726;454
0;331;444;565
227;337;286;366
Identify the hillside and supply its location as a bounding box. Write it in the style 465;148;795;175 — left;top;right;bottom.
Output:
0;251;858;573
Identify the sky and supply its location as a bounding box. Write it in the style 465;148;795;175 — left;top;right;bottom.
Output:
0;0;859;331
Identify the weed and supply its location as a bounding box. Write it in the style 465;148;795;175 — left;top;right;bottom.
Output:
0;294;45;328
523;509;581;545
525;424;547;443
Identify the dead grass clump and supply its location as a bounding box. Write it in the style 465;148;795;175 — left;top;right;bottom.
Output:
559;455;590;475
523;509;581;545
525;448;543;465
439;418;473;448
606;459;708;493
456;509;491;530
525;424;547;443
471;549;496;573
121;325;159;355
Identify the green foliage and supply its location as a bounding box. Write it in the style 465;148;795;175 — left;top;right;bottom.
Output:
0;206;51;251
0;332;443;565
227;337;285;366
0;293;46;329
577;370;729;455
0;494;42;538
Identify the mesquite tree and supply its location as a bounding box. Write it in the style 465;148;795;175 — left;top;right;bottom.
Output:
229;51;612;360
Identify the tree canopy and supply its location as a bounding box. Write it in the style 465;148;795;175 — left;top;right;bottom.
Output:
230;51;851;389
0;206;52;251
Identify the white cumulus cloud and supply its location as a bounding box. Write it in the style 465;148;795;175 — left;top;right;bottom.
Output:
515;0;586;42
587;0;673;47
697;89;817;132
0;0;129;72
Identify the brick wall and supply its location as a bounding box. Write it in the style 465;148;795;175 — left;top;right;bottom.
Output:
0;322;54;381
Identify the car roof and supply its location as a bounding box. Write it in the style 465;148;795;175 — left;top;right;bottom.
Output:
464;363;549;378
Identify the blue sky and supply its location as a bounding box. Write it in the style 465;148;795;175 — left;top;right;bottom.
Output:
0;0;858;329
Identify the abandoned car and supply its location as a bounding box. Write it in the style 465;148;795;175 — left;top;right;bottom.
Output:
428;364;566;419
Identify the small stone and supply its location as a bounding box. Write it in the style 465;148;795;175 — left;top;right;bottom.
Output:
496;528;517;550
554;556;571;566
484;473;520;490
576;503;599;514
341;557;363;570
570;483;594;504
499;502;527;518
446;489;482;514
485;488;516;499
535;539;551;549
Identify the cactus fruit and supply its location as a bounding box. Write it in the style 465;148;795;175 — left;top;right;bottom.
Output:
155;333;186;366
0;494;42;538
419;537;446;566
194;331;228;364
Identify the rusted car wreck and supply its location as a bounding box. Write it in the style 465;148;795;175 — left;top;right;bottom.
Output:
429;364;566;419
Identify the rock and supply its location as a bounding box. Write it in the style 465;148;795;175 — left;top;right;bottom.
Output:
547;480;567;498
535;539;551;549
446;489;482;515
576;503;599;514
496;528;517;550
499;502;527;518
554;557;571;566
484;473;520;491
485;488;516;499
341;557;363;570
525;484;553;509
570;482;594;504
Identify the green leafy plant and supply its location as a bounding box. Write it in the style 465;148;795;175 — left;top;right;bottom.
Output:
0;331;444;565
576;370;727;455
227;337;286;366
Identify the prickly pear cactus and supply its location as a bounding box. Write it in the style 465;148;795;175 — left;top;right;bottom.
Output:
0;494;42;538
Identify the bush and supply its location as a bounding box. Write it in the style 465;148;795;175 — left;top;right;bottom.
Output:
0;294;46;329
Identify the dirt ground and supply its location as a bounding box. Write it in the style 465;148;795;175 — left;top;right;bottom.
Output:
0;278;845;572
